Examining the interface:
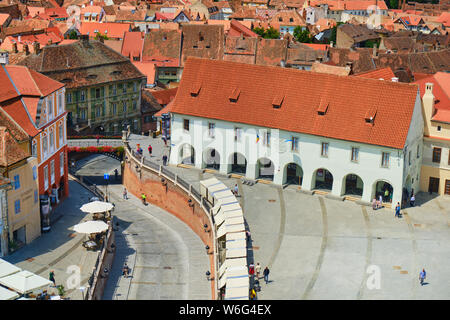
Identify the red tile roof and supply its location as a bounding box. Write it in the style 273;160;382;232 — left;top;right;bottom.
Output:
80;22;131;39
170;58;419;149
121;31;144;60
414;72;450;123
0;126;30;167
353;67;395;81
0;65;19;103
228;19;258;38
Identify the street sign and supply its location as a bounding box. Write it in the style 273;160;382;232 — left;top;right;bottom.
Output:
104;173;110;180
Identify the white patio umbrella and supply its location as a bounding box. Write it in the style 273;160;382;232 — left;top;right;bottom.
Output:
0;270;52;294
72;221;109;234
0;258;22;278
80;201;113;214
0;286;20;300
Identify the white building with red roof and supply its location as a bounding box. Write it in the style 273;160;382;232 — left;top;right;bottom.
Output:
168;58;424;207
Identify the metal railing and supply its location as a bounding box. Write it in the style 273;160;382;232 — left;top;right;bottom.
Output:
124;141;219;300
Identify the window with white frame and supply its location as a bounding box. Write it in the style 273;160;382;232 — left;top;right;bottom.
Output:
208;123;215;138
43;135;48;159
44;165;49;190
321;142;329;157
32;140;37;157
381;152;390;167
50;160;55;184
351;147;359;162
60;152;64;176
59;124;63;146
262;130;270;146
48;96;53;120
58;92;63;114
49;130;54;153
291;137;298;152
234;127;242;142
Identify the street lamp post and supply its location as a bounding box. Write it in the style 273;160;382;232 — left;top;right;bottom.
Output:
104;173;110;201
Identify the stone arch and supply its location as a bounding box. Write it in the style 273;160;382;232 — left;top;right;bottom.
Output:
229;152;247;175
257;157;274;181
312;168;334;191
342;173;364;197
372;179;394;204
283;162;304;185
179;143;195;165
203;148;220;170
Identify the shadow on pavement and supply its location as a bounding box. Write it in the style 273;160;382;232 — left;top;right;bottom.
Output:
102;216;136;300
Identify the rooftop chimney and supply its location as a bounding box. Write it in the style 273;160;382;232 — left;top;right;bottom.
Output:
12;42;18;53
423;82;435;134
33;42;41;54
330;41;334;48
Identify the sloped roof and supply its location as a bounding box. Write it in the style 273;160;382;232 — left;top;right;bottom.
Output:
255;38;288;66
142;29;181;66
310;62;350;76
353;67;395;81
181;24;224;65
0;126;30;167
414;72;450;123
79;22;131;39
338;23;379;43
170;58;419;150
121;31;144;60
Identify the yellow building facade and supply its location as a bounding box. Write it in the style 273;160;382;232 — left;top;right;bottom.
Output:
419;82;450;196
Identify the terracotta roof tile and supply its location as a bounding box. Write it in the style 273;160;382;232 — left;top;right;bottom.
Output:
0;126;30;167
354;67;396;81
181;24;224;66
142;29;181;66
170;58;418;149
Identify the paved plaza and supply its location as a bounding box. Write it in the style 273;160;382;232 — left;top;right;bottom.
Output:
125;134;450;300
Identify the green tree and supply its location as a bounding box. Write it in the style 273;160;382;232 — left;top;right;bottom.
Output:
68;30;78;40
94;32;109;41
253;27;266;37
293;26;312;43
264;26;280;39
388;0;398;9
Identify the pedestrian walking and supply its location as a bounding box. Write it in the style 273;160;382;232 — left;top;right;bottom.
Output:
249;263;255;277
263;267;270;284
395;202;401;218
234;184;239;197
246;230;251;244
123;188;128;200
162;136;167;146
49;270;56;286
96;135;100;145
410;194;415;207
162;154;168;166
114;168;119;181
384;189;389;202
148;145;152;157
255;262;261;279
122;263;130;277
378;194;383;207
249;288;256;300
419;269;426;286
372;198;377;210
141;193;147;205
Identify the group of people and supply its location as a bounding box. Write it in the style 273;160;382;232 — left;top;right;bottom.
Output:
248;262;271;300
136;144;168;165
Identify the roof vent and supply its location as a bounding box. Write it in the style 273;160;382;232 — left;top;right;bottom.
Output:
190;83;201;96
365;107;377;125
317;99;329;115
272;94;284;108
229;87;240;102
391;77;399;82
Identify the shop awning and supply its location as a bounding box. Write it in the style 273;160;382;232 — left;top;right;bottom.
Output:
225;216;244;226
216;223;245;239
224;286;249;300
200;177;220;198
226;231;246;241
226;238;246;249
220;204;242;214
216;195;239;207
0;259;21;278
218;257;247;279
214;208;226;227
0;286;19;300
218;265;248;289
0;270;52;294
207;183;228;204
226;247;247;259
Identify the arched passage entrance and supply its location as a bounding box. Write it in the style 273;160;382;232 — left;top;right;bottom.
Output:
257;157;274;181
342;174;364;197
229;152;247;175
284;163;303;185
179;143;195;165
203;148;220;170
372;180;393;204
312;168;333;191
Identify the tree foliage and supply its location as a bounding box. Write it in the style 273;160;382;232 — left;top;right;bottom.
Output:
252;26;280;39
293;26;312;43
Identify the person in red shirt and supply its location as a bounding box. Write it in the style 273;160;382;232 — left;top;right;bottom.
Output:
148;145;152;156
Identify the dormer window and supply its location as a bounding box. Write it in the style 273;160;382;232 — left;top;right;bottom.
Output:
190;83;201;96
365;107;377;125
272;94;284;108
229;87;240;102
317;99;328;115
